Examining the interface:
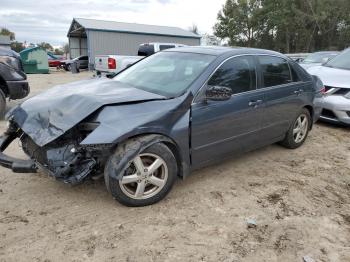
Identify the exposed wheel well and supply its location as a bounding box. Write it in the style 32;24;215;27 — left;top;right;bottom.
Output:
163;141;183;178
124;133;184;178
303;105;314;129
0;76;8;96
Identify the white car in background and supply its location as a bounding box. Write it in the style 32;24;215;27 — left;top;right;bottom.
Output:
95;42;186;76
300;51;339;70
307;49;350;125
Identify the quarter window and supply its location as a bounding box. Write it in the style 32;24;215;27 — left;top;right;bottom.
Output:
208;56;257;95
259;56;292;87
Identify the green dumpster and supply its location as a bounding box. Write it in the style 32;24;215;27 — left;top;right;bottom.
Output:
20;47;49;74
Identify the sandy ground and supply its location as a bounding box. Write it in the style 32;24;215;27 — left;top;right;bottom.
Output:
0;70;349;262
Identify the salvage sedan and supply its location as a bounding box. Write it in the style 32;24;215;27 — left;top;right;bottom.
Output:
0;47;322;206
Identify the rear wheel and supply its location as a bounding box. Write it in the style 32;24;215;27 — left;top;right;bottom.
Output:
280;108;311;149
104;143;177;207
0;89;6;119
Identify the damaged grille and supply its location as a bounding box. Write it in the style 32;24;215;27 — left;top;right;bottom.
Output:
19;123;110;184
21;134;78;172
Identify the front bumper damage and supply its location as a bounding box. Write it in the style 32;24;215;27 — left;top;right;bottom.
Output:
0;130;37;173
0;122;108;185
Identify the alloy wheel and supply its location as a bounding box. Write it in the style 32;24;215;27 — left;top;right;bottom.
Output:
119;153;168;200
293;114;308;143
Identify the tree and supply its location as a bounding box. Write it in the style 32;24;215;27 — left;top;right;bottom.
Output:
10;41;25;53
0;28;15;40
63;43;69;55
189;24;199;35
214;0;263;47
214;0;350;52
54;48;64;55
37;42;53;51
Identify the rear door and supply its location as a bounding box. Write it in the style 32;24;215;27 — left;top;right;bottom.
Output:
257;55;307;140
191;55;265;167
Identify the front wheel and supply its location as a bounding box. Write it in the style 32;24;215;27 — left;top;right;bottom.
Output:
104;143;177;207
280;108;311;149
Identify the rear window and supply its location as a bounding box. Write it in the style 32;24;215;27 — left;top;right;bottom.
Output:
138;45;155;56
259;56;292;87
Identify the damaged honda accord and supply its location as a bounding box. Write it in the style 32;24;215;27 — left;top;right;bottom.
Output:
0;47;323;206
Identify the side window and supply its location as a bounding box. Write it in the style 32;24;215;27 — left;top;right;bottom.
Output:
138;45;155;56
208;56;256;95
258;56;292;87
159;45;175;51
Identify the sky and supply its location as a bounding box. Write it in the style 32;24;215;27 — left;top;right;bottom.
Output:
0;0;226;46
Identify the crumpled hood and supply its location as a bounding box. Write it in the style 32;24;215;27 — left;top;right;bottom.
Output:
307;66;350;89
10;78;166;146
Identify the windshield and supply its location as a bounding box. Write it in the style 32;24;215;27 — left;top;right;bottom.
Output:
113;51;215;97
325;49;350;70
303;52;337;63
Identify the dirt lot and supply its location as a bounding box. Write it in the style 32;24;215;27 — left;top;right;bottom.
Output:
0;71;349;262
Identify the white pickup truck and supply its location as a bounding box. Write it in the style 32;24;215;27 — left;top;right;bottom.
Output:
94;42;185;75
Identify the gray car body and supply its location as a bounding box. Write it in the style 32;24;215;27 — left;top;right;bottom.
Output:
8;47;319;179
0;47;30;100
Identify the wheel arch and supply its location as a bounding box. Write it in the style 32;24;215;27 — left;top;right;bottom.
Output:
303;105;314;129
0;75;9;97
124;133;186;179
106;133;187;180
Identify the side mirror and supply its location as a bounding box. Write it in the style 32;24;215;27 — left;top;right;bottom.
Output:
206;86;232;101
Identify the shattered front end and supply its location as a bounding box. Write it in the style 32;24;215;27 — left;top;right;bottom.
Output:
0;120;113;185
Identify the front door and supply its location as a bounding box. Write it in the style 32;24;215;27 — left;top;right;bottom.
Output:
191;55;264;168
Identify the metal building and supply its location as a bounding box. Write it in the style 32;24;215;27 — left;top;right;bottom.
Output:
67;18;201;68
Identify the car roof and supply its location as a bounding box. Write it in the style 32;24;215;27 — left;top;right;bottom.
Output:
165;46;286;57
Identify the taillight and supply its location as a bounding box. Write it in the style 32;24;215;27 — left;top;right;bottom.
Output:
320;86;326;95
108;58;116;69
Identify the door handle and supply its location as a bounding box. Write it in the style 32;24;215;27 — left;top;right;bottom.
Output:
294;89;304;95
249;100;263;107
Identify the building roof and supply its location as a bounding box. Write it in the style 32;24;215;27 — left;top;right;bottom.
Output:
0;35;11;45
68;18;201;39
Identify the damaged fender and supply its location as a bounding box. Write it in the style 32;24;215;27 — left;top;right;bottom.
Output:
105;134;175;182
82;93;194;179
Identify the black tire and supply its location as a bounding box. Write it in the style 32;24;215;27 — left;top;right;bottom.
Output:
280;108;311;149
0;89;6;119
104;142;177;207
